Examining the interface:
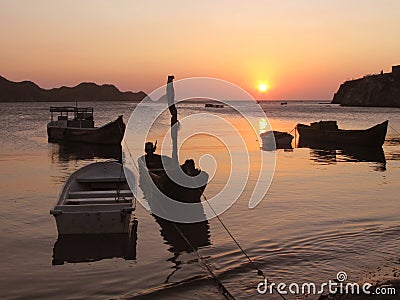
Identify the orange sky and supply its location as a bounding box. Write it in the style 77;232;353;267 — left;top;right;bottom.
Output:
1;1;399;100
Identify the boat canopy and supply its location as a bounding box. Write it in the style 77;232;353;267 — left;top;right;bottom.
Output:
49;106;94;121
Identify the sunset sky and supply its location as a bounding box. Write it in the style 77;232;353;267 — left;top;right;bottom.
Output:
1;0;399;100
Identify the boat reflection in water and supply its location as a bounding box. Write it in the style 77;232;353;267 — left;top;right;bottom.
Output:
154;215;211;283
52;219;138;265
298;138;386;171
51;142;122;162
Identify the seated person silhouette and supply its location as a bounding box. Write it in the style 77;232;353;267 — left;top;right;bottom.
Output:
181;159;200;176
144;142;163;170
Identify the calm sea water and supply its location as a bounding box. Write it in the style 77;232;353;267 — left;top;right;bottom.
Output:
0;101;399;299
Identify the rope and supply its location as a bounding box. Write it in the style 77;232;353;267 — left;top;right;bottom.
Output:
171;222;236;300
200;192;287;300
116;121;137;228
115;164;124;202
288;125;297;135
389;124;400;136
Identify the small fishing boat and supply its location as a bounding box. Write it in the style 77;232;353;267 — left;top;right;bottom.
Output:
296;120;388;147
139;150;208;204
47;106;125;145
50;161;135;234
205;103;224;108
260;131;294;150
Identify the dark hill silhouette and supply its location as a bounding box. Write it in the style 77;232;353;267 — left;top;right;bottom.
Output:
0;75;148;102
332;65;400;107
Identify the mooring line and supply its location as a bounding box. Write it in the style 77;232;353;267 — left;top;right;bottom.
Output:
201;192;287;300
171;222;236;300
389;124;400;137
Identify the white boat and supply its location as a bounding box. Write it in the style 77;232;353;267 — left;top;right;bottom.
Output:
50;161;135;234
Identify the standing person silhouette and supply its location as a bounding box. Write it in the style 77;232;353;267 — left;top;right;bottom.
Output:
167;75;178;126
167;75;179;163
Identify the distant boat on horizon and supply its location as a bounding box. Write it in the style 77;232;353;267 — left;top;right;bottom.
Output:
205;103;224;108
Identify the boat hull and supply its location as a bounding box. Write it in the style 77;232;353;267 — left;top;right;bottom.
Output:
52;207;132;235
47;115;125;145
139;156;208;204
296;120;388;147
149;170;208;203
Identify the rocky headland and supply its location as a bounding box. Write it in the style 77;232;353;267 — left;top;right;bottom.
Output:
332;65;400;107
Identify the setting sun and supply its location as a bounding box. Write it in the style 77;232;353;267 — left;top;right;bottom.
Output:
258;83;268;93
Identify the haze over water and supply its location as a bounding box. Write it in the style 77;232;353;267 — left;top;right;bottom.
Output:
0;101;399;299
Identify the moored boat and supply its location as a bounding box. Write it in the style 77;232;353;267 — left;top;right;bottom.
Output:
47;106;125;145
296;120;388;147
205;103;224;108
260;130;294;150
139;145;209;204
50;161;135;234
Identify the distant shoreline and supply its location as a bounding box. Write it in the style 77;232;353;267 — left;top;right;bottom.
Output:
0;99;143;103
0;99;346;104
0;75;148;102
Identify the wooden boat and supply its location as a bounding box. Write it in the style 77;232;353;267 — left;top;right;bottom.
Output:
139;153;208;204
47;106;125;145
260;130;294;150
50;161;135;234
205;103;224;108
296;120;388;147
